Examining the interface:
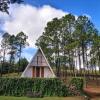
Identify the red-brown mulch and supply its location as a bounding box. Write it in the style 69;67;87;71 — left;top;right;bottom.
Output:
83;87;100;98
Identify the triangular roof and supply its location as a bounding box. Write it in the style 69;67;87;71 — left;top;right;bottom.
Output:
21;47;55;77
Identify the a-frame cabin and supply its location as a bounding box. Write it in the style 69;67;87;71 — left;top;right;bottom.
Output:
21;48;55;78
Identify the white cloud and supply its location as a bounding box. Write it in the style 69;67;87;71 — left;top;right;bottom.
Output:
2;4;67;47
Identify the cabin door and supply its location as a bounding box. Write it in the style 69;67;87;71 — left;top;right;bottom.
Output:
41;67;44;77
32;67;44;77
32;67;35;77
36;67;40;77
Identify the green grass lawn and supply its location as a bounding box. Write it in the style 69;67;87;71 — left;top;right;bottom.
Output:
2;72;22;78
0;96;85;100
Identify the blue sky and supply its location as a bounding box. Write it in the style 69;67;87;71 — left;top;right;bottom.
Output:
0;0;100;61
24;0;100;31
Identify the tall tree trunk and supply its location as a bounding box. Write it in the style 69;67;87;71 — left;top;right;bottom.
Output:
72;50;75;77
81;41;86;87
81;42;86;75
55;41;60;77
78;47;81;76
18;45;22;74
74;48;77;77
63;51;65;78
1;49;6;77
98;48;100;74
68;50;72;76
86;52;89;75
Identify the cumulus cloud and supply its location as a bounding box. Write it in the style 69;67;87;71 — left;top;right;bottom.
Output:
2;4;66;47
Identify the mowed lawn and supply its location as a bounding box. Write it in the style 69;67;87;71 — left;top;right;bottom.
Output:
0;96;86;100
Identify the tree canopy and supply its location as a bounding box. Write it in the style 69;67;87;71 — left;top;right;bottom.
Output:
36;14;100;77
0;0;23;14
0;31;28;76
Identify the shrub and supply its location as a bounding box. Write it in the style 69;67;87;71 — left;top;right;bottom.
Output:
68;77;84;96
70;77;84;90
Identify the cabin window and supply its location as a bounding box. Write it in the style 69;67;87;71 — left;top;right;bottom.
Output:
41;56;42;63
37;56;38;65
37;56;42;65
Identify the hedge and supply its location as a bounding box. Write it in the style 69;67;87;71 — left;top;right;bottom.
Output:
0;78;68;97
